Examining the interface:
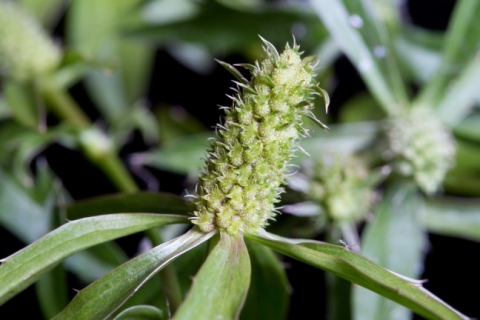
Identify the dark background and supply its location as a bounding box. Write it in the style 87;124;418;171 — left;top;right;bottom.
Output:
1;0;479;319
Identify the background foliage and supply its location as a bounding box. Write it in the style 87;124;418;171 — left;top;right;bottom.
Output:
1;0;479;319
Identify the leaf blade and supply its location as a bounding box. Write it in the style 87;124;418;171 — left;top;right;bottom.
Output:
247;231;469;320
0;213;188;305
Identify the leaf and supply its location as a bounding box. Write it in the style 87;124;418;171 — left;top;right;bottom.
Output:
114;305;166;320
0;168;50;243
298;121;380;163
53;228;213;320
65;192;191;220
3;81;38;129
133;1;327;55
35;263;68;319
173;233;251;320
142;133;213;175
66;0;152;121
353;183;426;320
416;0;480;107
0;213;188;305
309;0;400;114
424;197;480;242
241;240;289;320
435;54;480;127
247;231;469;320
19;0;65;29
454;112;480;142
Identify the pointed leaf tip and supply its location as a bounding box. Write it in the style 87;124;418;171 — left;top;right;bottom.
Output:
258;35;279;61
215;59;248;84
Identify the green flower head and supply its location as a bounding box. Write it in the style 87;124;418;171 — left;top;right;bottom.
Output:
0;2;61;82
308;154;374;223
191;37;328;236
385;107;455;194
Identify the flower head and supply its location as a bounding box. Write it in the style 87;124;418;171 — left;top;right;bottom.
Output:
192;38;328;236
0;2;61;82
385;107;455;194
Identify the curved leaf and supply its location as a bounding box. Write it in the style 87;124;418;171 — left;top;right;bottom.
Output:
173;233;251;320
241;240;289;320
424;197;480;242
0;213;188;305
353;183;426;320
65;192;191;219
54;228;213;320
247;231;469;320
114;305;166;320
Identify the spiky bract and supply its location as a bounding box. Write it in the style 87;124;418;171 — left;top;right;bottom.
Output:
192;38;327;236
0;2;61;82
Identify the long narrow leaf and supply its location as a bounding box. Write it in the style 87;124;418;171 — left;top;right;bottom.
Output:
0;213;187;305
424;197;480;242
309;0;399;114
65;192;191;219
174;233;251;320
247;231;469;320
53;228;212;320
354;183;426;320
241;240;290;320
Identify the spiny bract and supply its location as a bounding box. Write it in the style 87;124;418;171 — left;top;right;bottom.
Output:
0;2;61;82
191;38;328;236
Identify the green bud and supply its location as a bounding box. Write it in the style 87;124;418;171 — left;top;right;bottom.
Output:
308;154;374;223
192;38;328;236
385;107;455;194
0;2;61;82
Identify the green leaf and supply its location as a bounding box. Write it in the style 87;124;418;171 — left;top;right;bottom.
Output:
299;121;380;163
0;168;50;243
0;213;188;305
353;183;426;320
435;54;480;127
424;197;480;242
309;0;400;114
54;228;213;320
454;112;480;142
65;192;191;220
142;133;213;176
247;231;469;320
3;81;38;129
35;263;68;319
19;0;65;29
417;0;480;107
174;233;251;320
241;240;289;320
66;0;152;121
133;1;327;55
156;106;207;145
114;305;166;320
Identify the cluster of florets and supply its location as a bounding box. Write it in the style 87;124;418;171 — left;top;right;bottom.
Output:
385;107;455;194
307;154;374;223
192;38;327;236
0;2;61;82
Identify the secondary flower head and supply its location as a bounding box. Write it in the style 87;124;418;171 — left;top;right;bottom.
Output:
385;107;455;194
0;2;61;82
308;154;374;223
191;37;328;236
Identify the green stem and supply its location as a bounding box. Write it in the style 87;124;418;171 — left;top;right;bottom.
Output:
41;79;90;128
40;76;184;312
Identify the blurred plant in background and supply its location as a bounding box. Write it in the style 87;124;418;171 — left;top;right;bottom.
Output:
0;0;480;319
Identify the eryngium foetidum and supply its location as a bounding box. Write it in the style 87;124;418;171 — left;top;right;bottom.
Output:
191;38;328;236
